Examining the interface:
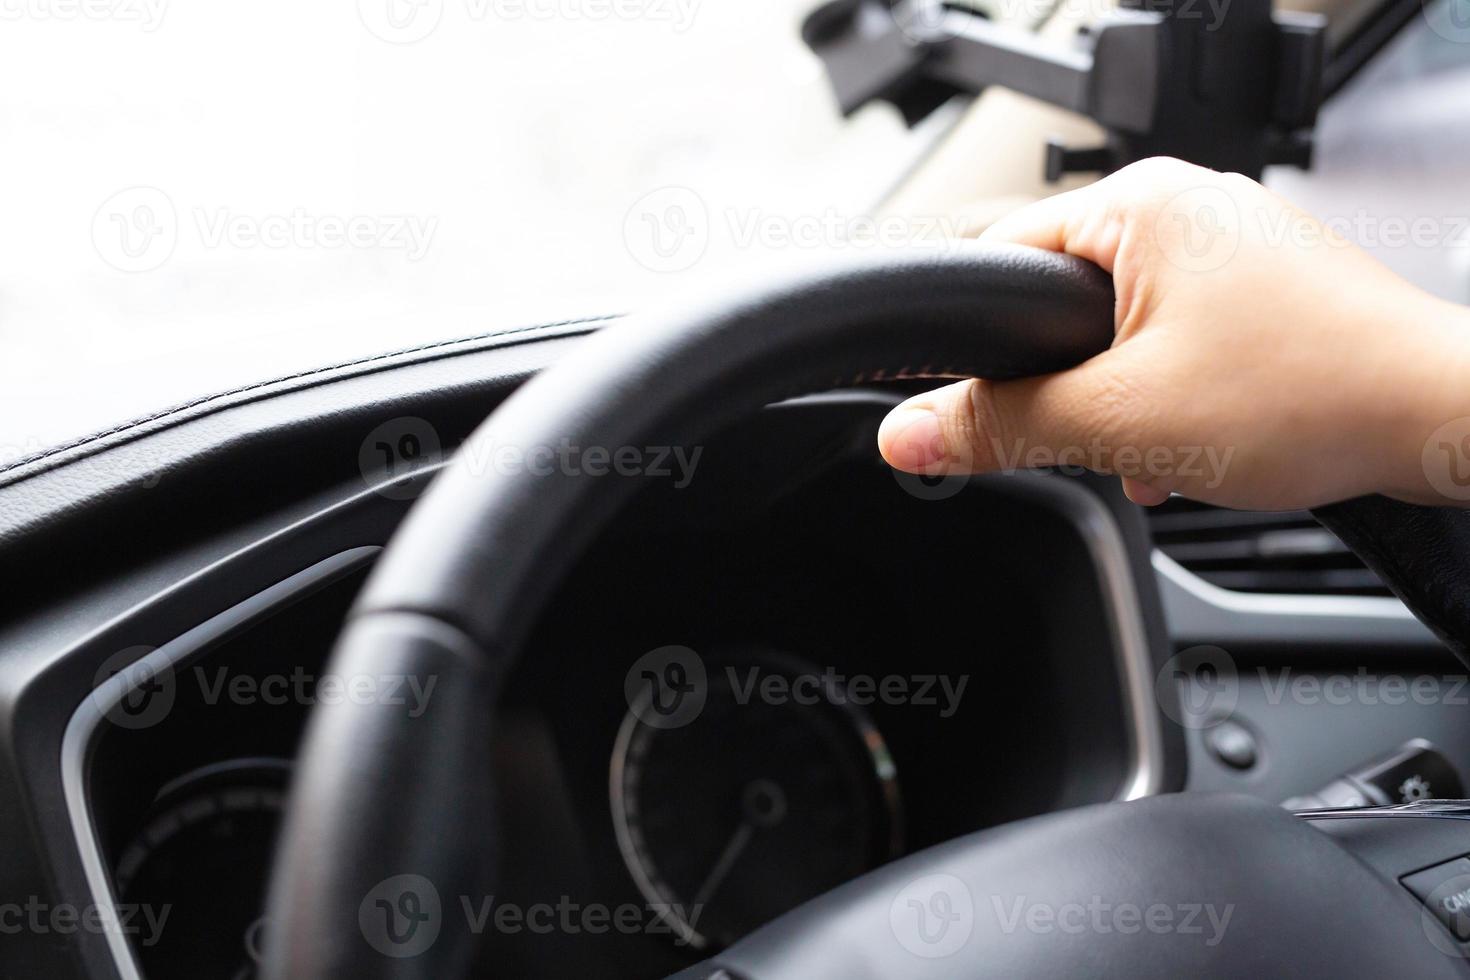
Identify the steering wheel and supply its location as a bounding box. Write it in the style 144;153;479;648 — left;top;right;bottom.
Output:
260;246;1466;978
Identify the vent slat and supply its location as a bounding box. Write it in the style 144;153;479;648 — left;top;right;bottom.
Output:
1195;568;1388;596
1147;508;1317;535
1147;498;1390;597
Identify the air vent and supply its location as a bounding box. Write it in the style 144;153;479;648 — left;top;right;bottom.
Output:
1148;498;1391;597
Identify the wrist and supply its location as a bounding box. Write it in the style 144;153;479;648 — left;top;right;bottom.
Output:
1377;295;1470;505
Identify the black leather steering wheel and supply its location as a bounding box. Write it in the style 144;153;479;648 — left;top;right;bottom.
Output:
260;245;1467;979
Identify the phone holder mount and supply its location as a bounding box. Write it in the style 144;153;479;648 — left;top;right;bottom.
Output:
800;0;1327;181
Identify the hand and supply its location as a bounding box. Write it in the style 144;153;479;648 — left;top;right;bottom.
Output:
877;157;1470;510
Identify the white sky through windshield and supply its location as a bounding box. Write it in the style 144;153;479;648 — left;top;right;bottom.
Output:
0;0;938;461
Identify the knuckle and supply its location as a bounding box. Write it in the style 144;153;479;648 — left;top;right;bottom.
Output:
1115;156;1209;192
951;379;1005;470
1087;364;1147;444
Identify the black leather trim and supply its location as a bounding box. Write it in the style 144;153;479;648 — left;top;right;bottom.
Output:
703;792;1465;978
0;315;616;486
1313;496;1470;662
0;325;599;615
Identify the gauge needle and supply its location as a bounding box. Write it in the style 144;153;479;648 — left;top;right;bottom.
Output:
690;779;788;912
691;821;754;911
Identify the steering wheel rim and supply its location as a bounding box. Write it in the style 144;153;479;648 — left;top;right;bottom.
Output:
259;244;1462;978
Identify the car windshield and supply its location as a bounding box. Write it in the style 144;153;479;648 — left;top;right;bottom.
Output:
0;0;948;462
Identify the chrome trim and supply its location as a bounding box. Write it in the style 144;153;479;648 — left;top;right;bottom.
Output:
781;392;1167;803
60;547;380;980
981;476;1165;802
1152;550;1438;647
1297;800;1470;821
1089;503;1168;803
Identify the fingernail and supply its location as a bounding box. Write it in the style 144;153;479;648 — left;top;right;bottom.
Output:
881;408;949;471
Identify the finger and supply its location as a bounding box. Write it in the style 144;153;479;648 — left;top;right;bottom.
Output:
978;181;1124;272
978;157;1221;274
1122;476;1171;506
978;184;1094;253
877;365;1133;477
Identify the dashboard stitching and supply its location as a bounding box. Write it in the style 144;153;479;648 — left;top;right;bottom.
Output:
0;313;621;479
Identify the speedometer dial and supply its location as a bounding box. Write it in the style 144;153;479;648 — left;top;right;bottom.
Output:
113;759;288;980
611;652;901;950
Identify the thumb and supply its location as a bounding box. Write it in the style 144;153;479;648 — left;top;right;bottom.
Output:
876;369;1168;504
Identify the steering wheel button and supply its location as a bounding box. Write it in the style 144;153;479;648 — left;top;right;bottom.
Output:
1205;719;1258;769
1402;857;1470;942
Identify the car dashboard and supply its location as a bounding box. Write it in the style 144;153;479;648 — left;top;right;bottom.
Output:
0;320;1464;979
